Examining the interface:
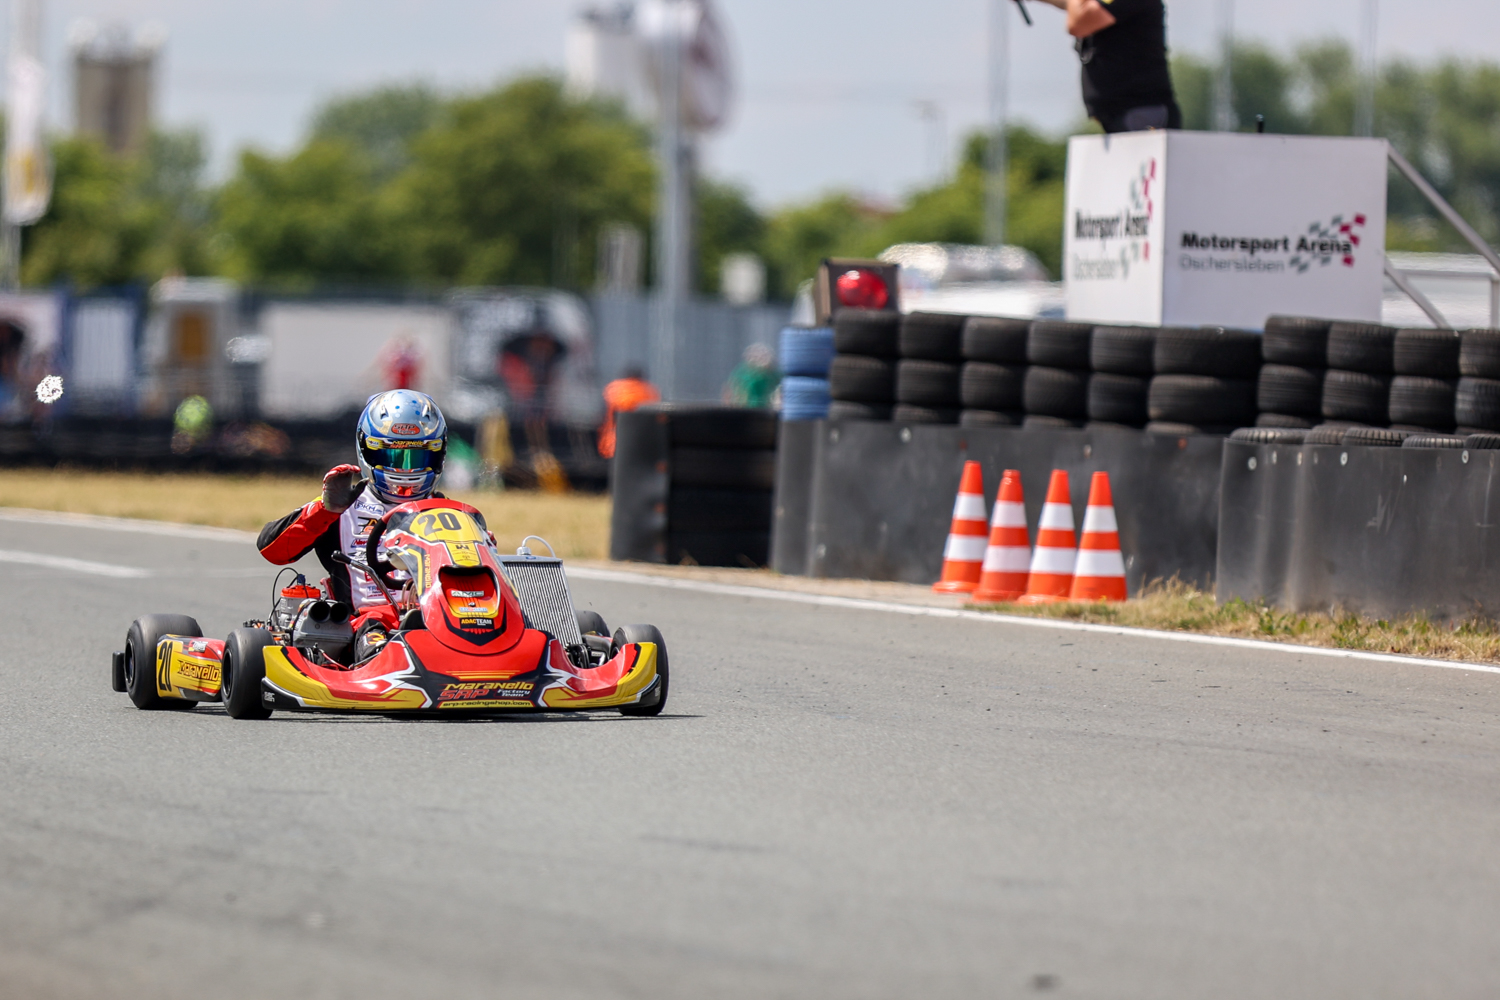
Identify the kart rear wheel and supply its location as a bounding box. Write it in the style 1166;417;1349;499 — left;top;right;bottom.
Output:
614;624;668;717
125;615;202;711
221;628;275;720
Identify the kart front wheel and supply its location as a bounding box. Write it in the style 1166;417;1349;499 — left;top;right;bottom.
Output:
221;628;275;720
614;624;669;717
125;615;202;710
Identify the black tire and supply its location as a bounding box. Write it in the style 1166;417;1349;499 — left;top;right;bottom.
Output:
1322;369;1390;425
961;317;1029;363
833;309;899;357
614;624;669;717
1090;326;1156;375
1344;426;1410;447
959;362;1024;410
576;610;610;637
1145;421;1231;436
125;614;202;710
1459;329;1500;379
670;448;777;490
1023;366;1089;418
663;407;779;450
1305;424;1357;445
1154;327;1262;377
1465;432;1500;449
1387;376;1456;430
1257;364;1323;416
1394;328;1461;377
1403;434;1466;449
1455;377;1500;430
1087;373;1149;425
1327;322;1397;374
827;400;892;421
1147;374;1256;425
899;312;965;361
1263;316;1332;367
1230;427;1307;444
959;409;1022;427
221;627;275;720
1024;414;1084;429
893;404;959;424
667;489;773;532
1027;320;1094;369
1255;412;1316;428
828;355;896;403
895;359;961;406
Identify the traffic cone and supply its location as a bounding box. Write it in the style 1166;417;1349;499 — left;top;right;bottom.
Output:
971;469;1030;603
1070;472;1127;602
932;461;988;593
1018;470;1076;604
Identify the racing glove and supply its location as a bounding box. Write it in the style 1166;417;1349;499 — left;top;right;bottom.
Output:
321;464;367;513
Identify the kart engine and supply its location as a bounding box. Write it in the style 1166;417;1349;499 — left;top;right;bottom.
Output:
288;599;354;663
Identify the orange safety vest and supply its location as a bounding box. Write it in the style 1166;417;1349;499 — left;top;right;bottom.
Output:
598;377;661;458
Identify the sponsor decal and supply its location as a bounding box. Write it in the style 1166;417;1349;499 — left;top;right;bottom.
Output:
451;590;485;598
438;681;533;702
390;423;421;434
176;659;221;684
1177;213;1366;275
438;699;534;710
460;617;495;629
1072;157;1155;282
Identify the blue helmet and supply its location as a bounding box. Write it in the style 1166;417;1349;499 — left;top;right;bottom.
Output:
356;390;447;503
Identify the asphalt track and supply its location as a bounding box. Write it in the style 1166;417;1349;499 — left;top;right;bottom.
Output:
2;511;1500;999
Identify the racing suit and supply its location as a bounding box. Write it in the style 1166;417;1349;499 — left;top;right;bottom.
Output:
258;476;439;659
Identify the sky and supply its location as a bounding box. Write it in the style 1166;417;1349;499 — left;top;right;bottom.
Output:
12;0;1500;209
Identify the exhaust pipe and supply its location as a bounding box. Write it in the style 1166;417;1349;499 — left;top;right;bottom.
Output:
307;600;331;623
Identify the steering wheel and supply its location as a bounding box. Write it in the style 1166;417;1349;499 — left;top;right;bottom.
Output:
363;512;406;592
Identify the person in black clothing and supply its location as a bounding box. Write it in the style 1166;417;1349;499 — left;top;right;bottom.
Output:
1033;0;1180;133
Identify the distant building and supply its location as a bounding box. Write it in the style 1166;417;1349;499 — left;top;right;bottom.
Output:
71;22;163;156
565;5;653;121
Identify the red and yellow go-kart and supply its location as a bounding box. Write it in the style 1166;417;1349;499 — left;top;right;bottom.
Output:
111;499;668;719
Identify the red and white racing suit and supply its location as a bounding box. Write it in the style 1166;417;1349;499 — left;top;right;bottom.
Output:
258;488;437;637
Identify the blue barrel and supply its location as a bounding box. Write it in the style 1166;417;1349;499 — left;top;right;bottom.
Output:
781;376;830;421
779;326;835;377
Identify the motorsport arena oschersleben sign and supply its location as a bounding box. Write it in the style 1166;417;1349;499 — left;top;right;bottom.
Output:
1063;131;1388;328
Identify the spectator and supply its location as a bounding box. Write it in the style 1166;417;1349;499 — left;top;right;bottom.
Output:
723;343;780;409
598;365;660;459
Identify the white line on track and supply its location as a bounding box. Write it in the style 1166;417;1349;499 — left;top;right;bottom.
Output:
0;548;150;579
565;566;1500;678
3;507;1495;678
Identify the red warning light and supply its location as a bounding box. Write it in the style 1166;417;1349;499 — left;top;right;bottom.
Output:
835;268;890;310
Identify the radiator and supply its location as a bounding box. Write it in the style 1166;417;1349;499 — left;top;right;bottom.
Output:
497;555;583;646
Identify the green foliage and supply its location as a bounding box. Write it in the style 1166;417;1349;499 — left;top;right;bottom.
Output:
695;178;765;295
309;83;444;181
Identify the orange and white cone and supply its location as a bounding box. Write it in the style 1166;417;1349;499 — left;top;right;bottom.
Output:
932;461;988;594
1018;469;1076;604
1069;471;1127;602
971;469;1030;603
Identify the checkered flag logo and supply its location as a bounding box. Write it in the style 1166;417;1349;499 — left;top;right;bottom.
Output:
1288;213;1366;273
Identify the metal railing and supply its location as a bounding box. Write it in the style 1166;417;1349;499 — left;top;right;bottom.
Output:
1386;147;1500;329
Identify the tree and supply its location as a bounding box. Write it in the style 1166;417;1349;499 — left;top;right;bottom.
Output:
310;84;444;182
392;76;655;288
695;178;765;296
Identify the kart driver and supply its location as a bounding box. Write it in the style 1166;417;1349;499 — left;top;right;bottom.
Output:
257;388;448;662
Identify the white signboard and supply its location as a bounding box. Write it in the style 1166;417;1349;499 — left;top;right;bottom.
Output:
1064;131;1388;329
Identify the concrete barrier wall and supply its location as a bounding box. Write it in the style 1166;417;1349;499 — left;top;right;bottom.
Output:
1218;441;1500;620
796;421;1223;591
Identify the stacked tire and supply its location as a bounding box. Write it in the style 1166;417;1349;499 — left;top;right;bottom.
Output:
1257;315;1328;429
1087;326;1154;429
828;309;899;421
1457;329;1500;434
1023;321;1093;429
1321;322;1396;428
1389;328;1460;433
778;325;835;422
959;317;1027;427
1147;327;1260;434
894;313;966;424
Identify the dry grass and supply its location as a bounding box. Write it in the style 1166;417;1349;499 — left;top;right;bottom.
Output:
970;578;1500;665
0;468;612;559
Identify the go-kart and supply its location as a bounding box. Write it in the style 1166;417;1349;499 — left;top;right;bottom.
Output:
110;499;668;719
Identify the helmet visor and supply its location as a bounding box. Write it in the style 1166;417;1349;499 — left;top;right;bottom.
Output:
362;442;444;472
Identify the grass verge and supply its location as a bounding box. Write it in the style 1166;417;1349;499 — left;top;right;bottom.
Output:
970;578;1500;664
0;468;612;559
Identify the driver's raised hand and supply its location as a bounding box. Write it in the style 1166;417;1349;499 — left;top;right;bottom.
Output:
321;464;367;513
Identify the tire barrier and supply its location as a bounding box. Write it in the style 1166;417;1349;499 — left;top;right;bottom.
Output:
791;421;1221;590
899;312;966;362
833;309;899;357
1455;376;1500;431
1394;328;1460;378
780;376;831;422
610;405;778;567
779;325;835;377
961;316;1029;364
1024;366;1089;419
1218;438;1500;620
